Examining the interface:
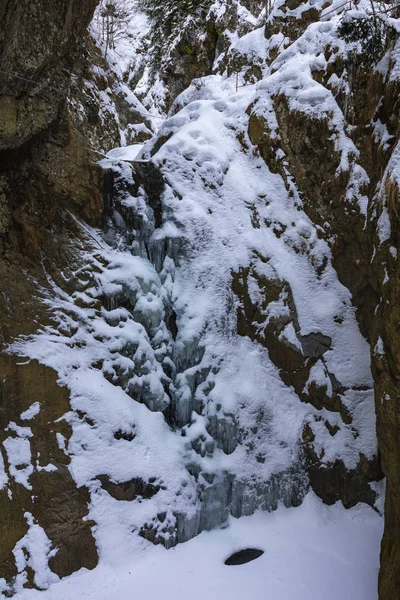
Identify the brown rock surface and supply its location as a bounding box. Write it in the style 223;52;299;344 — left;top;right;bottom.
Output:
0;0;106;590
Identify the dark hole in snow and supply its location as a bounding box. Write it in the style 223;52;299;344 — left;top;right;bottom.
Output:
224;549;264;566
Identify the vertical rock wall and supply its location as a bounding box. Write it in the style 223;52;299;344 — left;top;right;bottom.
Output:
0;1;105;592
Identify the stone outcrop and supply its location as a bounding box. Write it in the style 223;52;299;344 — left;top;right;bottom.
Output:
246;8;400;599
0;0;98;150
369;94;400;598
0;0;111;591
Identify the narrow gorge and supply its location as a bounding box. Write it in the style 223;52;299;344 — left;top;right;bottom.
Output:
0;0;399;598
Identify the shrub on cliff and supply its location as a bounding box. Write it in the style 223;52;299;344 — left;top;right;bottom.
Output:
338;11;397;65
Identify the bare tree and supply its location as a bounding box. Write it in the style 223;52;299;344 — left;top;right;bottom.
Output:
96;0;131;57
266;0;273;18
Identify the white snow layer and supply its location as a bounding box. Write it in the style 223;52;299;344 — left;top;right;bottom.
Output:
20;403;41;421
12;493;382;600
12;514;59;592
106;145;144;161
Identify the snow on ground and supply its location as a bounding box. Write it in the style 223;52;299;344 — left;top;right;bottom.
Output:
106;144;144;161
13;493;382;600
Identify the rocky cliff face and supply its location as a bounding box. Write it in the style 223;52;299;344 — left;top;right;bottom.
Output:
0;0;104;592
369;71;400;599
117;0;265;112
0;0;400;598
0;0;97;149
237;5;400;596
